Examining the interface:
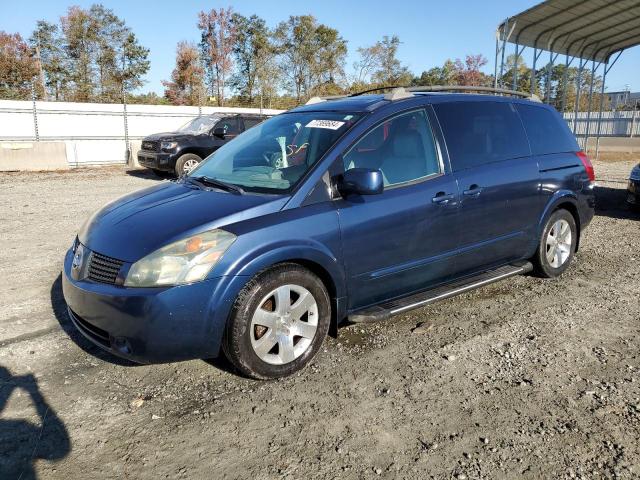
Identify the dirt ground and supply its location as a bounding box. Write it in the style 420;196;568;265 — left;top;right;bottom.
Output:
1;160;639;479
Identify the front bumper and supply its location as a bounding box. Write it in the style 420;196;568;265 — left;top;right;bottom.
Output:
62;248;235;363
137;151;174;171
627;178;640;206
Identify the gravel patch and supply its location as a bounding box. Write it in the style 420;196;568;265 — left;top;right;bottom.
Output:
0;161;638;479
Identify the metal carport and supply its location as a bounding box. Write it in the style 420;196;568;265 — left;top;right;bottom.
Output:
494;0;640;157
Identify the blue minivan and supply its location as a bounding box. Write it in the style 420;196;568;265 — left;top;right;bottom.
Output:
63;87;595;379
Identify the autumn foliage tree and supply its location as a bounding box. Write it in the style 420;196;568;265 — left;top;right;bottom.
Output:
162;41;204;105
453;54;491;86
198;7;236;106
0;32;38;100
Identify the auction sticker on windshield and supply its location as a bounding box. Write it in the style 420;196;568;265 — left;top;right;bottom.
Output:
306;119;345;130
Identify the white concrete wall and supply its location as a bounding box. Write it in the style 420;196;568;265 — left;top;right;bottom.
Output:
0;100;283;167
0;142;68;171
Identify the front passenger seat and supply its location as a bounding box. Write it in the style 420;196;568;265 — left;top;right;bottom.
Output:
381;131;427;185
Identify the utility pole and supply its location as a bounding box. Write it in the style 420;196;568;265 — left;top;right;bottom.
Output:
121;45;130;163
34;35;47;101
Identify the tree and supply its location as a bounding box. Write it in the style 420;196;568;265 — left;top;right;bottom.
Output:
312;24;347;95
353;42;381;85
230;14;273;103
412;59;458;86
500;53;533;93
162;41;204;105
198;7;236;106
118;31;150;97
353;35;411;88
60;6;96;102
30;21;66;100
274;15;347;101
372;36;411;86
30;4;149;103
0;32;38;100
453;54;491;86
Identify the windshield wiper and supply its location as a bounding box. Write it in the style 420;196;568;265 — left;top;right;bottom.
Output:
190;176;245;195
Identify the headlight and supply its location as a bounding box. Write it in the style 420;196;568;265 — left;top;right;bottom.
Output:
161;141;178;151
124;229;236;287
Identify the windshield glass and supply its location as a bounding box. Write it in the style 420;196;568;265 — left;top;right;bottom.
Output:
187;111;361;193
178;115;221;135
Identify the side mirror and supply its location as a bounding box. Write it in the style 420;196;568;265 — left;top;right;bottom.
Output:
337;168;384;196
213;127;227;139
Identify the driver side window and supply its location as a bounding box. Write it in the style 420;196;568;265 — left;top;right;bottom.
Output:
343;109;440;186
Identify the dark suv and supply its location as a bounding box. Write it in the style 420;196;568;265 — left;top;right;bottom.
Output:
64;87;595;379
137;113;270;177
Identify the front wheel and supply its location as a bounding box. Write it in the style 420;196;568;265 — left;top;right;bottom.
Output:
175;153;202;176
222;264;331;380
533;209;577;278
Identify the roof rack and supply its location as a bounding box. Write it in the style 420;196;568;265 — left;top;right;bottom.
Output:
406;85;541;101
305;85;540;105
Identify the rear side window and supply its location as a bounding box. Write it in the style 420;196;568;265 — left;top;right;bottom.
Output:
515;104;579;155
434;101;530;171
216;117;240;135
243;117;264;130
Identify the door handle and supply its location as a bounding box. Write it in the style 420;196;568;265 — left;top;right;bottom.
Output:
432;192;455;205
463;185;483;196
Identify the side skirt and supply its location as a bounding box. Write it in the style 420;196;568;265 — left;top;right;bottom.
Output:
349;262;533;323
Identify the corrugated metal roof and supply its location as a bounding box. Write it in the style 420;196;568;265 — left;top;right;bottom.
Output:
498;0;640;62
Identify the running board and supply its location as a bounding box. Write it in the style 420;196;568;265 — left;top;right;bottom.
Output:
349;262;533;323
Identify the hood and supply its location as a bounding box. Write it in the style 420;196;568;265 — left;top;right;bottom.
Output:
143;132;198;142
79;181;287;262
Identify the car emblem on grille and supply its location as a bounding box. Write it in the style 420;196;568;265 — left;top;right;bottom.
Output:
72;245;84;270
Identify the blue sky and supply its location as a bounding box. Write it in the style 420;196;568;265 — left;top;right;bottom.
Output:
5;0;640;94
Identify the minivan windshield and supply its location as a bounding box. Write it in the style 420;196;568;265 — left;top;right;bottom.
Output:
187;111;360;193
178;115;221;135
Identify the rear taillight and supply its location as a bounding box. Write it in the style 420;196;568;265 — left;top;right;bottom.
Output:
576;151;595;182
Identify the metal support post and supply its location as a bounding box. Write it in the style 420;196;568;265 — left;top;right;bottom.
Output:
560;55;575;113
594;51;623;159
530;48;543;96
31;79;39;142
498;19;509;88
494;36;500;89
572;58;588;135
583;60;599;151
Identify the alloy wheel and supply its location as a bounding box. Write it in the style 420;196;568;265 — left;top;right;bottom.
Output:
546;219;572;268
182;158;199;173
250;284;318;365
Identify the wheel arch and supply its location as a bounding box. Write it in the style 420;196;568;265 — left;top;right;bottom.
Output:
538;191;582;252
553;201;581;251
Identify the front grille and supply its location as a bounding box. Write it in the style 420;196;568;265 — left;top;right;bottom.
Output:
141;140;159;152
88;251;124;285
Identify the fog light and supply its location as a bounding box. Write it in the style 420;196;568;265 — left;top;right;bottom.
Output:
112;337;132;355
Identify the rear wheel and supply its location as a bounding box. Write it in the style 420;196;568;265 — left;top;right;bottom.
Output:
222;264;331;380
533;209;577;278
175;153;202;176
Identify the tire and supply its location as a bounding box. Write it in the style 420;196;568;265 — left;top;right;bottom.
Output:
533;209;577;278
151;169;173;179
175;153;202;176
222;263;331;380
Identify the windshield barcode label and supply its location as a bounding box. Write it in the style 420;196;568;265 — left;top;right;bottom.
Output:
306;120;345;130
